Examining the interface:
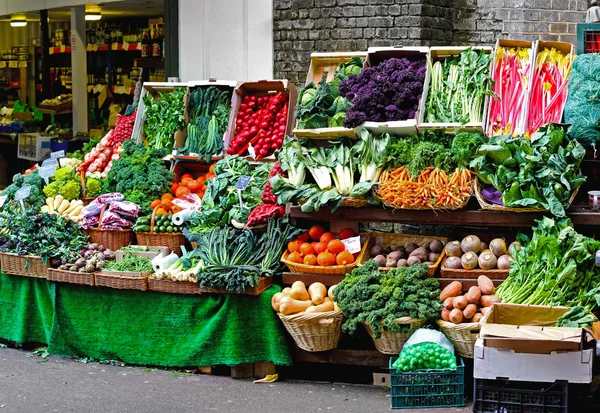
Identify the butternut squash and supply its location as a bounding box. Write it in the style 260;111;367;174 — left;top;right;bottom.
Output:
281;287;292;296
271;292;284;312
333;302;340;312
305;297;334;313
308;282;327;304
290;281;310;301
328;284;337;300
279;296;313;315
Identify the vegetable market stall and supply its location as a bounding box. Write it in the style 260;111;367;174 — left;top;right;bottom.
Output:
0;272;292;368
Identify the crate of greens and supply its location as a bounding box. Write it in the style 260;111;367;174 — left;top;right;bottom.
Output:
96;253;153;291
225;80;297;160
293;52;366;139
418;47;493;134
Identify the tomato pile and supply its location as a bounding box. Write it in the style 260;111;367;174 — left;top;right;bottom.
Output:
286;225;358;267
227;92;289;160
150;164;217;212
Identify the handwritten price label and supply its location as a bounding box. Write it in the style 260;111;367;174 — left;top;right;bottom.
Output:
51;150;65;159
39;164;57;184
341;236;362;254
235;176;252;191
14;186;31;202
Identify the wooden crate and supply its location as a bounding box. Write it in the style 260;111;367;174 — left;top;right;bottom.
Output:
417;46;493;134
201;276;273;296
355;46;430;137
293;51;367;139
223;80;297;158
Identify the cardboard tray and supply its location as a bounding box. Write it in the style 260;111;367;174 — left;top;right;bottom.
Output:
293;51;367;139
417;46;493;134
354;46;430;136
223;80;297;159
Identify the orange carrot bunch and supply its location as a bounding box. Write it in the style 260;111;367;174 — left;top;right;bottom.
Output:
377;167;472;209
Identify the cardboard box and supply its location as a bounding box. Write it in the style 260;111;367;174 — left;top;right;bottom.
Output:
480;303;593;354
474;338;593;383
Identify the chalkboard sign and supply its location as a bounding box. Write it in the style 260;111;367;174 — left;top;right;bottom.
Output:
235;176;252;191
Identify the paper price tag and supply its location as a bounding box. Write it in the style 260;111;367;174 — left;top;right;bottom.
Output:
0;195;7;208
341;236;362;254
235;176;252;191
136;42;142;50
39;164;57;184
86;43;94;52
51;150;65;159
42;158;58;167
247;145;256;160
123;41;129;50
92;44;99;52
15;186;31;202
60;45;66;53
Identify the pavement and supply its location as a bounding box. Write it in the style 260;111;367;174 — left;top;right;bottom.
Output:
0;346;471;413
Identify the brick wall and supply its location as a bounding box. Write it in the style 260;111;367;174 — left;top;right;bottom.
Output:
274;0;588;83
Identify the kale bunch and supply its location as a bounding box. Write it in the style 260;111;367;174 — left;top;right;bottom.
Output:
333;260;443;338
102;140;174;215
339;57;426;127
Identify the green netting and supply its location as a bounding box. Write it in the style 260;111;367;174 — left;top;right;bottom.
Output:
564;54;600;148
0;272;292;367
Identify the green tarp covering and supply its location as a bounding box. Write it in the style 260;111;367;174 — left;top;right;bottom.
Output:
0;272;291;367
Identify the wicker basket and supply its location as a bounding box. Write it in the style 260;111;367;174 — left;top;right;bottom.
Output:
148;278;201;294
135;207;186;256
474;179;579;213
95;271;148;291
278;310;343;352
299;196;369;209
47;268;95;286
440;257;510;279
79;172;96;205
364;317;425;355
436;320;480;359
376;170;473;211
281;234;370;275
370;233;447;277
83;205;135;251
0;252;49;278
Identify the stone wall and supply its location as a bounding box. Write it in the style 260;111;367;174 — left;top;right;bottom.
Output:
274;0;588;83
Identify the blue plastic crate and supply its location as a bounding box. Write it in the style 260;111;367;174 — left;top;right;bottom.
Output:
473;378;568;413
389;356;465;409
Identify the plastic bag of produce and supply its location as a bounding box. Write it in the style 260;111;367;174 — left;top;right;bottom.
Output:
82;199;104;218
81;215;100;229
101;210;132;228
96;192;124;205
108;200;141;219
392;329;456;372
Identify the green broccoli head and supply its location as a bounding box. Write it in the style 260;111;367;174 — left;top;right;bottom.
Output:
12;174;24;186
43;182;60;198
58;180;81;201
23;172;44;188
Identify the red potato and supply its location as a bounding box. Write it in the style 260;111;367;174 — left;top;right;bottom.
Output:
441;308;451;321
480;306;492;315
440;281;462;301
443;297;454;310
449;308;464;324
452;295;468;310
472;313;483;323
466;286;482;304
463;304;477;319
480;295;501;307
478;275;495;295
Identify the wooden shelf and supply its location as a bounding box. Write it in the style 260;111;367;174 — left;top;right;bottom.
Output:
293;347;389;367
288;205;600;226
282;272;345;287
38;108;72;115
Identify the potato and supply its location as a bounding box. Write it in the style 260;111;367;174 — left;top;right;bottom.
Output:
443;297;454;310
480;295;501;307
441;308;451;321
472;313;483;323
449;308;464;324
477;275;495;295
409;247;428;262
466;286;482;304
440;281;462;301
452;295;468;310
480;306;492;315
463;304;477;319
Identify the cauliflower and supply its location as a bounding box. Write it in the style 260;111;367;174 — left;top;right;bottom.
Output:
54;166;75;184
43;182;60;198
84;177;102;198
58;180;81;201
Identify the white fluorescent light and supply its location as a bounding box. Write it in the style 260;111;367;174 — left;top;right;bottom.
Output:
85;12;102;21
10;20;27;27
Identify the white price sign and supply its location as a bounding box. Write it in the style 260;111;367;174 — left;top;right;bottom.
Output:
39;164;57;184
42;158;58;167
51;150;65;159
341;236;362;254
0;195;7;208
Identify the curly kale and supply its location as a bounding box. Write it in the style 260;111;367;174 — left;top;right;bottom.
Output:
333;261;442;338
339;57;426;128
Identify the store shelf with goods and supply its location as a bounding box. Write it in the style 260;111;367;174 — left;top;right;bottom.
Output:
287;205;600;227
134;57;164;69
36;43;143;55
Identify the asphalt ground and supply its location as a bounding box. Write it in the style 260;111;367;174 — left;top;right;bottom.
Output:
0;346;472;413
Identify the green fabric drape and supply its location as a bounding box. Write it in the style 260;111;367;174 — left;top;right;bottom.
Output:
0;272;291;367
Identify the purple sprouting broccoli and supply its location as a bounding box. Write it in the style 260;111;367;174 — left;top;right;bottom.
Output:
339;57;426;128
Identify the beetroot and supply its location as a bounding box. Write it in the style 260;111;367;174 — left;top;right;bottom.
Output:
245;204;285;227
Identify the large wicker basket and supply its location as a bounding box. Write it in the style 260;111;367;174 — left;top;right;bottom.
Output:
148;278;201;295
436;320;480;359
474;179;579;213
278;310;343;352
364;317;425;355
281;234;371;275
0;252;49;278
135;207;186;256
47;268;95;286
83;205;135;251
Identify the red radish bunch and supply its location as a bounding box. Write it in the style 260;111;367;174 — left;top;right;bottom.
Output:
245;204;285;227
110;110;137;145
262;161;286;204
77;130;125;178
227;92;288;160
